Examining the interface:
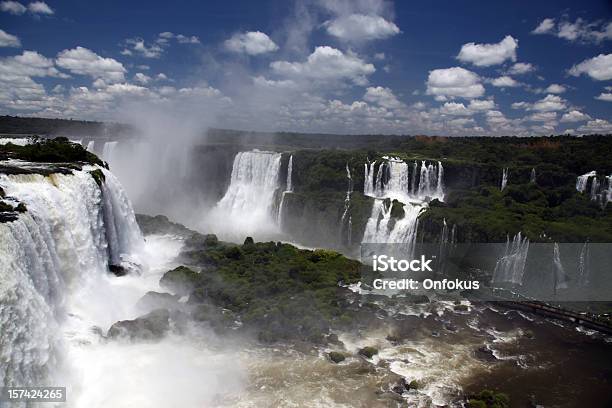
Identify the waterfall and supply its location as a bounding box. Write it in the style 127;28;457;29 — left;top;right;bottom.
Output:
277;155;293;226
362;158;444;245
552;243;568;292
0;166;143;388
86;140;95;152
0;138;30;146
491;232;529;286
500;168;508;191
578;241;590;287
214;150;282;238
340;163;353;245
576;171;596;192
530;168;536;184
102;141;119;163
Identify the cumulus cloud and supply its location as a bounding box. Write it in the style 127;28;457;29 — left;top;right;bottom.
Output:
271;46;375;85
324;14;400;41
440;102;473;116
569;54;612;81
490;76;520;88
530;94;566;112
0;29;20;47
526;111;557;122
56;46;126;83
27;1;52;14
545;84;566;94
225;31;278;55
0;50;65;79
363;86;403;109
532;18;555;34
133;72;151;84
426;67;484;100
123;38;164;58
457;35;518;67
507;62;535;75
577;119;612;134
533;17;612;43
560;110;590;122
595;92;612;102
468;99;495;111
0;1;26;14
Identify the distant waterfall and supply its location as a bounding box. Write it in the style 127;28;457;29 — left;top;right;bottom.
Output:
575;171;611;207
277;155;293;225
530;168;536;184
362;158;444;245
500;168;508;191
0;166;143;388
86;140;95;152
214;150;282;238
578;241;590;287
102;141;119;163
340;163;353;246
552;243;568;292
491;232;529;286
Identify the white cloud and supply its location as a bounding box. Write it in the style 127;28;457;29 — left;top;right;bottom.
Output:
324;14;400;42
0;1;26;14
569;54;612;81
440;102;473;116
545;84;566;94
595;92;612;102
560;110;590;122
426;67;484;100
133;72;151;84
176;34;200;44
491;76;520;88
531;94;566;112
56;46;126;83
507;62;535;75
468;99;495;111
363;86;403;109
374;52;385;60
0;50;64;79
532;17;612;43
156;73;168;81
225;31;278;55
511;101;529;109
0;29;20;47
532;18;555;34
577;119;612;134
27;1;52;14
124;38;163;58
526;111;557;122
271;46;375;85
457;35;518;67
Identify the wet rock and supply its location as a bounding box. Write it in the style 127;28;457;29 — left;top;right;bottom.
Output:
391;378;409;394
474;345;497;362
109;264;127;276
328;351;346;363
358;346;379;359
454;304;469;312
107;309;170;340
326;333;342;345
444;322;458;332
136;291;181;312
386;334;400;344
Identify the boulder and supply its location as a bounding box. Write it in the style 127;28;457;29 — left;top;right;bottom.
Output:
328;351;346;363
358;346;379;359
159;266;199;295
107;309;170;340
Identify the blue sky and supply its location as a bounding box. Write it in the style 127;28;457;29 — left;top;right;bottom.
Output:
0;0;611;135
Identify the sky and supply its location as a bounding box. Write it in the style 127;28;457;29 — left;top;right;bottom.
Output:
0;0;611;136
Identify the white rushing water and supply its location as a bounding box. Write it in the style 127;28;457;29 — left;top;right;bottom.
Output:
0;165;245;406
277;154;293;226
575;171;611;207
491;232;530;286
500;168;508;191
211;150;283;240
340;162;353;246
0;166;142;388
0;138;30;146
101;141;119;163
362;158;444;245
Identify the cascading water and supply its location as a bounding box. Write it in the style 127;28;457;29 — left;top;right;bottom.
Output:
340;162;353;246
212;150;282;240
86;140;95;153
575;171;611;207
277;154;293;226
552;243;568;293
0;166;143;389
530;168;536;184
102;141;119;163
500;168;508;191
491;232;529;286
362;158;444;246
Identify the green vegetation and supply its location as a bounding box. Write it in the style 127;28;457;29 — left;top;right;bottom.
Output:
0;137;103;166
164;236;362;343
328;351;346;363
466;390;510;408
88;169;105;186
